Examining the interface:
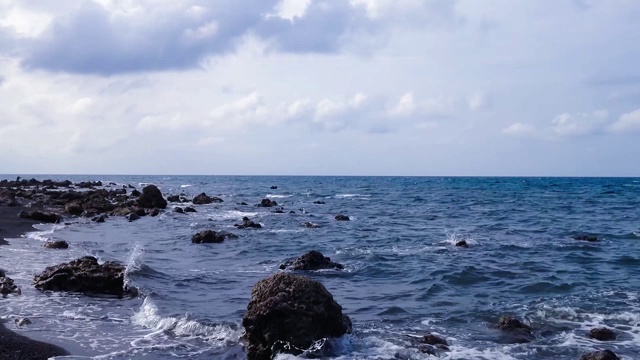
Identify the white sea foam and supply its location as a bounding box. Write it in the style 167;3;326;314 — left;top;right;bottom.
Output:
207;210;259;221
266;194;293;198
180;184;192;188
335;194;371;199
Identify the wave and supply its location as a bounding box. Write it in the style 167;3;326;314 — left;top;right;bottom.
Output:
335;194;371;199
266;194;293;198
207;210;259;221
180;184;192;188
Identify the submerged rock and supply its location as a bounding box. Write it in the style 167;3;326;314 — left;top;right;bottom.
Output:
313;201;325;205
335;214;350;221
270;185;278;189
191;230;238;244
455;240;469;248
18;210;62;223
193;192;223;205
495;316;534;343
421;333;449;347
279;250;344;271
137;185;167;209
43;240;69;249
243;273;352;360
573;235;598;242
588;327;616;341
33;256;130;296
580;350;620;360
234;216;262;229
301;221;320;228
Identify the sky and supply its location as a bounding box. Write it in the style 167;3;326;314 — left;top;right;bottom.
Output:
0;0;639;176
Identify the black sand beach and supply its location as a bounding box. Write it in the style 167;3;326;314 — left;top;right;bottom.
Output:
1;205;71;359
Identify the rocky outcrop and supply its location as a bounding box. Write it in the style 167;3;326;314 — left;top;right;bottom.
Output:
588;327;616;341
580;350;620;360
242;273;352;360
279;250;344;271
259;198;277;207
235;216;262;229
137;185;167;209
0;272;21;296
43;240;69;249
335;214;350;221
193;192;223;205
33;256;131;296
496;316;534;343
18;210;62;223
191;230;238;243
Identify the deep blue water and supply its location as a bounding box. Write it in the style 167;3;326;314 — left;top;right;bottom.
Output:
1;176;639;359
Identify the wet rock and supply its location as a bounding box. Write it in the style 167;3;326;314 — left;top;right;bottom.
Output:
496;316;534;343
243;272;352;360
0;190;17;206
238;202;248;206
279;250;344;271
191;230;238;244
64;202;83;215
76;181;102;189
580;350;620;360
289;211;295;214
235;216;262;229
573;235;598;242
335;214;350;221
193;192;224;205
313;201;325;205
130;189;141;197
14;317;32;326
302;222;320;228
137;185;167;209
455;240;469;248
184;206;197;213
33;256;130;295
588;327;616;341
92;215;107;223
43;240;69;249
258;198;277;207
421;333;449;348
126;213;140;222
0;275;21;296
270;185;278;189
273;207;285;214
174;207;184;214
167;195;180;202
18;210;62;223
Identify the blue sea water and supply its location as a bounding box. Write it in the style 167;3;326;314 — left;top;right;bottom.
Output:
1;176;639;359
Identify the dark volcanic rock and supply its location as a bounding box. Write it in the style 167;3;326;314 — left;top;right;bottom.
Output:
302;222;320;228
573;235;598;242
64;202;83;215
137;185;167;209
174;207;184;214
126;213;140;222
455;240;469;248
193;192;224;205
167;195;180;202
0;190;17;206
313;201;325;204
259;198;277;207
191;230;238;244
235;216;262;229
19;211;62;223
496;316;534;343
580;350;620;360
184;206;197;213
33;256;130;295
0;274;21;296
335;214;350;221
279;250;344;271
242;273;352;360
92;215;107;223
130;189;141;197
273;207;285;214
149;208;160;217
270;185;278;189
43;240;69;249
421;333;449;347
588;327;616;341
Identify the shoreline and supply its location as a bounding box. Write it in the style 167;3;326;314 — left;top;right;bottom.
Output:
0;204;72;359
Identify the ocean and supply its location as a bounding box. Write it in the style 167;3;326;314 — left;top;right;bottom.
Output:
1;175;639;359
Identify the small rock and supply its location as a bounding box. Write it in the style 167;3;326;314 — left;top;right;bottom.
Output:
279;250;344;271
580;350;620;360
174;207;184;214
335;214;350;221
130;189;141;197
92;215;107;223
126;213;140;222
302;222;320;228
259;198;277;207
588;327;616;341
43;240;69;249
573;235;598;242
191;230;238;243
167;195;180;202
270;185;278;189
184;206;197;213
137;184;167;209
149;208;160;217
273;207;285;214
19;211;62;223
455;240;469;248
421;333;449;347
64;202;83;215
0;275;21;296
496;316;534;343
238;202;248;206
234;216;262;229
313;201;325;204
15;317;32;326
193;192;223;204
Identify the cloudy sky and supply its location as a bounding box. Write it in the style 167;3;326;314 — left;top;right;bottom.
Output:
1;0;639;176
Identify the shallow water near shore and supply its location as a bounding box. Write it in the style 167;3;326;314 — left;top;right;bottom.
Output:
1;175;640;359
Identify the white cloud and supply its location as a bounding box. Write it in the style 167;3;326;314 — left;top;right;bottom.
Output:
502;123;535;136
468;91;491;111
550;110;608;137
390;92;416;117
610;109;640;133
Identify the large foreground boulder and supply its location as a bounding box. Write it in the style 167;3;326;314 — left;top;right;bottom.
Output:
580;350;620;360
243;273;352;360
279;250;344;271
137;185;167;209
33;256;131;296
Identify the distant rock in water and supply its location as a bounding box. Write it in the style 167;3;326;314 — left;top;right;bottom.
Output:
495;316;534;343
335;214;350;221
33;256;132;296
313;200;325;204
259;198;277;207
588;327;616;341
243;272;352;360
573;235;598;242
235;216;262;229
43;240;69;249
14;317;31;326
270;185;278;189
191;230;238;244
193;192;223;204
455;240;469;248
580;350;620;360
19;210;62;223
302;221;320;228
184;206;197;213
279;250;344;271
137;185;167;209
